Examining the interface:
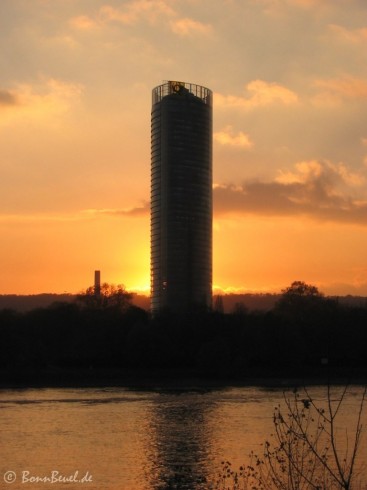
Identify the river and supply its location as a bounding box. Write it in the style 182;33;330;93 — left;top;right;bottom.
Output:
0;385;366;489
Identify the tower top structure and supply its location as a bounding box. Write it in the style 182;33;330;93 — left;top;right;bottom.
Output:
152;80;212;106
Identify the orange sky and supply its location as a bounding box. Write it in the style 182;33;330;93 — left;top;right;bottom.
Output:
2;0;367;296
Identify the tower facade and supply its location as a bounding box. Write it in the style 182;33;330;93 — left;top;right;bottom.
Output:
151;81;213;314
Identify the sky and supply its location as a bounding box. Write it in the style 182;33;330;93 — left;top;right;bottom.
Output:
2;0;367;296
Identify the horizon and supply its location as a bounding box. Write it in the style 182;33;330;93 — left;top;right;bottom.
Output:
2;285;367;299
2;1;367;296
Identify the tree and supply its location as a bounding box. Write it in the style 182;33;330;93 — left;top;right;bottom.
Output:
259;386;366;489
276;281;324;309
281;281;322;298
274;281;331;320
232;301;248;317
76;282;133;311
216;385;366;490
214;295;225;314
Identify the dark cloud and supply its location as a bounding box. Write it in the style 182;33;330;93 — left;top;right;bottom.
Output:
0;89;17;106
213;162;367;225
89;163;367;225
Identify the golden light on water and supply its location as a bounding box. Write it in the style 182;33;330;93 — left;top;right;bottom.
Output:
1;387;366;489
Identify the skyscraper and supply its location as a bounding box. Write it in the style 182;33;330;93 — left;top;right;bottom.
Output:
151;81;213;314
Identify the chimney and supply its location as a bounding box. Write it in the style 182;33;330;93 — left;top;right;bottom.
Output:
94;270;101;296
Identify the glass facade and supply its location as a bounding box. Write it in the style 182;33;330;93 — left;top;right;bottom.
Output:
151;81;213;314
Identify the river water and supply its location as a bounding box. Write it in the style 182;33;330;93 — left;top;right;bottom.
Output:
0;385;366;489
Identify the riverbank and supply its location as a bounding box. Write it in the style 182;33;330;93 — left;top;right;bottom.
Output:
1;366;366;390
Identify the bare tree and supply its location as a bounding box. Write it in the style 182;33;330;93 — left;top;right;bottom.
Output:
216;385;366;490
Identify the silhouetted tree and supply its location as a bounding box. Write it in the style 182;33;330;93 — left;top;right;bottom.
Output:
214;295;224;314
76;282;133;311
277;281;323;305
275;281;333;320
232;301;248;317
273;281;341;367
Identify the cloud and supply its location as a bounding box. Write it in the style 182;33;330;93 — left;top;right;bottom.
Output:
313;76;367;103
214;126;253;149
169;17;212;37
287;0;337;8
329;24;367;44
70;2;211;38
0;89;18;106
216;80;298;110
254;0;334;15
276;160;365;187
0;203;150;224
214;160;367;225
69;1;175;30
69;0;212;37
69;15;100;30
0;78;83;126
289;0;317;6
99;1;175;25
83;202;150;217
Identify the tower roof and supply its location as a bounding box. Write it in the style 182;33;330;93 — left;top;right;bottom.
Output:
152;80;212;106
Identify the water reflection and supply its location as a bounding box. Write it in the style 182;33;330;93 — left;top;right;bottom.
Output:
146;390;217;490
1;386;365;490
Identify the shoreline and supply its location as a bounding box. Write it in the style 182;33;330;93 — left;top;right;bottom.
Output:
1;367;366;390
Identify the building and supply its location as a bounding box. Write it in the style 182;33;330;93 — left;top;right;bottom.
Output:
151;80;213;314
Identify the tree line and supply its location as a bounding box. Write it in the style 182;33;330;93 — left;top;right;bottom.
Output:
0;281;367;375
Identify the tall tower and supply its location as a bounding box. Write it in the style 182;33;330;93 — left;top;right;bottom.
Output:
151;81;213;314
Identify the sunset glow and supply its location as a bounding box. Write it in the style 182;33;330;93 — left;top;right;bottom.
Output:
2;0;367;296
